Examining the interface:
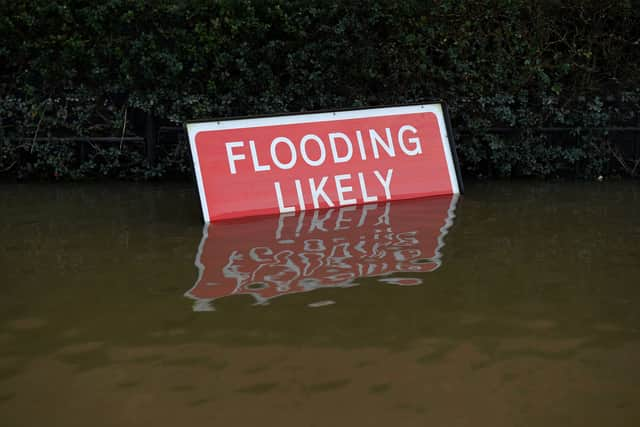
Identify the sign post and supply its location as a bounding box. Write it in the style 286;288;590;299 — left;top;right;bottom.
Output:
186;103;462;222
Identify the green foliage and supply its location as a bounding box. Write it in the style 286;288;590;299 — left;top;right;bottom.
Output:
0;138;187;180
1;0;639;179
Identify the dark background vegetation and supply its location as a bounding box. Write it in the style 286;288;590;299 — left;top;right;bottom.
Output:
2;0;639;180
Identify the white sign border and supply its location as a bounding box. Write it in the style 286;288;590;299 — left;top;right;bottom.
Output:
186;103;461;223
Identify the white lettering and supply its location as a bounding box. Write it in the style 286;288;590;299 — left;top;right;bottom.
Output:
357;172;378;203
271;137;297;170
249;140;271;172
369;128;395;159
334;174;356;206
309;177;334;209
294;179;305;210
398;125;422;156
329;132;354;163
274;181;295;213
300;134;327;167
249;139;271;172
374;169;393;200
225;141;245;174
355;130;367;160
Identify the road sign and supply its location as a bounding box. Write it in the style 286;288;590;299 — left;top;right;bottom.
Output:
186;103;462;222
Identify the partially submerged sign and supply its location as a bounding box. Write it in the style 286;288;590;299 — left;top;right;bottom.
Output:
186;103;462;222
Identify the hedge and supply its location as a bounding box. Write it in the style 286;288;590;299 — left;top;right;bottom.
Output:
1;0;639;179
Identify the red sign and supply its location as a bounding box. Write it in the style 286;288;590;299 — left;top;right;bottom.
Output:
186;104;462;222
185;195;458;311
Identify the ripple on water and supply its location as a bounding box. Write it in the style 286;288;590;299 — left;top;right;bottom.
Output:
6;318;47;331
235;382;278;394
0;358;21;381
150;328;186;338
0;333;12;345
524;319;557;330
57;341;105;356
369;383;392;394
0;392;16;404
303;378;351;393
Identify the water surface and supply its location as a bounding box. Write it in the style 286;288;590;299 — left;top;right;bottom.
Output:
1;181;639;426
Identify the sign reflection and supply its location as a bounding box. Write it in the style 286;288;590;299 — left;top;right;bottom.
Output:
185;195;459;311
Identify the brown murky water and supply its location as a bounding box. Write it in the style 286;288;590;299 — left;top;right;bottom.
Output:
1;180;639;426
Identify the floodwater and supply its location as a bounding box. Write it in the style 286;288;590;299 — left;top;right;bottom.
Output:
1;180;639;426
